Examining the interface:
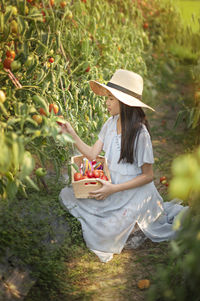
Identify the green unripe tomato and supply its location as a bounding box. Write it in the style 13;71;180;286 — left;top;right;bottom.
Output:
0;90;6;103
35;168;47;177
12;6;18;15
25;56;34;68
10;20;18;34
11;60;21;71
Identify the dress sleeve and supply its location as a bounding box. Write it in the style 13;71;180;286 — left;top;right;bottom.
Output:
135;129;154;167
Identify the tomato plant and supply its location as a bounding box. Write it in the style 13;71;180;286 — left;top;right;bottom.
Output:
0;0;184;201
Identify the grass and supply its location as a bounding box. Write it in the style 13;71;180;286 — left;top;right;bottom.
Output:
175;0;200;32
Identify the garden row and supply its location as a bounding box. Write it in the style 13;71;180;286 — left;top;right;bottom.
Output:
0;0;182;200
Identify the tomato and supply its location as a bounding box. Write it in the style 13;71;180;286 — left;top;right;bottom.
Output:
25;56;34;68
49;103;59;114
99;170;104;177
0;90;6;103
6;50;16;59
56;115;64;126
11;60;21;71
50;0;55;6
143;22;149;29
87;170;94;178
60;1;67;8
39;107;47;116
3;57;14;69
49;57;54;63
32;114;43;124
10;20;18;34
93;170;101;178
35;168;47;177
12;6;18;15
74;172;83;181
100;175;108;181
160;176;166;183
85;66;90;72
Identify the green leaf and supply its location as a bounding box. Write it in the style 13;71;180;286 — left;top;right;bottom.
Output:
0;137;12;173
71;163;80;173
19;151;35;180
56;133;74;146
6;180;18;200
32;94;49;113
25;176;40;191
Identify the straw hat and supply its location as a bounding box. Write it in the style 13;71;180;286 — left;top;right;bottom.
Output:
89;69;155;111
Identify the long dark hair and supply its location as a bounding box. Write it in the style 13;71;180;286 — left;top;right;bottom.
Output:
118;102;151;164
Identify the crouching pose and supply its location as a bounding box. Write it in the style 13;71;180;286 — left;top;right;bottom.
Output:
59;69;188;263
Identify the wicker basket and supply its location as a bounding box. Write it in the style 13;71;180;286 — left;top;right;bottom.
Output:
71;155;111;199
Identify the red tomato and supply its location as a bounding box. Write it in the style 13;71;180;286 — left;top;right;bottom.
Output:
85;66;90;72
39;107;47;116
50;0;55;6
87;170;94;178
60;1;67;8
49;103;59;114
100;175;108;181
99;170;104;177
74;172;83;181
3;57;14;69
93;170;100;178
56;115;64;126
49;57;54;63
6;50;16;59
160;176;166;183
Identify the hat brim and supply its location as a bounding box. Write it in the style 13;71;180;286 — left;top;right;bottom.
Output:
89;80;155;111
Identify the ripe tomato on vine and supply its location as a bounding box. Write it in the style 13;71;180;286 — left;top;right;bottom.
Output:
49;57;54;63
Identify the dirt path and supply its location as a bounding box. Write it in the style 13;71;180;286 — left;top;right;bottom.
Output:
59;64;195;301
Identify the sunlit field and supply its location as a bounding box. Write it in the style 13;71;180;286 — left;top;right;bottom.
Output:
176;0;200;32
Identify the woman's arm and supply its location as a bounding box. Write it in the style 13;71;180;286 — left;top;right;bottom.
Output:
89;163;154;200
112;163;154;193
61;122;103;161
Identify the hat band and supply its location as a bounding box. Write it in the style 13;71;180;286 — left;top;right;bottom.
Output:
107;82;142;100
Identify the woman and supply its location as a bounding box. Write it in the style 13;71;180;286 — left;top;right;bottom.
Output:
59;69;188;262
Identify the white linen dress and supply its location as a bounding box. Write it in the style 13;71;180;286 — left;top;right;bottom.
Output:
59;115;188;262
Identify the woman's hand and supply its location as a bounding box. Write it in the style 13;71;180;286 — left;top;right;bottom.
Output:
89;179;115;200
60;121;76;136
